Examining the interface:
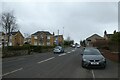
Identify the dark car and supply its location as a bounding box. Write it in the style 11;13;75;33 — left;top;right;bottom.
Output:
53;46;64;54
81;47;106;68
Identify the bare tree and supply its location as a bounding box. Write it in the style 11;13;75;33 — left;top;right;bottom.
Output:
0;11;18;46
66;36;70;41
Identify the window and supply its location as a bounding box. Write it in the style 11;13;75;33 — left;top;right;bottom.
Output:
41;35;43;38
34;36;37;39
47;36;50;39
9;42;12;46
47;42;50;46
34;41;37;45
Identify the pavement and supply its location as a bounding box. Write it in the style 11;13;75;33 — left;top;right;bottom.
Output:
1;47;119;78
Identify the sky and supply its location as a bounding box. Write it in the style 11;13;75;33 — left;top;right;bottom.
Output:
1;0;118;43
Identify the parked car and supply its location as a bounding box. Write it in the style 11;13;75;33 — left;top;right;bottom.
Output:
54;46;64;54
81;47;106;68
76;44;80;48
72;44;75;48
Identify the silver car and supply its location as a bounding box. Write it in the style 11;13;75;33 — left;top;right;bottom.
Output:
82;47;106;68
54;46;64;54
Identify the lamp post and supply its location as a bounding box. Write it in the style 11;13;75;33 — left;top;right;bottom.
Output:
63;27;64;48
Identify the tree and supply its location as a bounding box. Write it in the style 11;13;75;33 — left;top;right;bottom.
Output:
104;30;107;35
64;40;74;46
110;32;120;44
67;36;70;41
80;40;86;47
80;40;83;46
0;11;18;46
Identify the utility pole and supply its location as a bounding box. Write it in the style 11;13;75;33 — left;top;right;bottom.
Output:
63;27;64;47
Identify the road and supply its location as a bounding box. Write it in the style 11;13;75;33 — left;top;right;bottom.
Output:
0;47;2;80
2;47;118;78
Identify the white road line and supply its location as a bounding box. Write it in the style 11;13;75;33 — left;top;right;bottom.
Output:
72;50;75;52
2;68;23;77
37;57;55;64
91;70;95;79
58;53;66;56
67;52;71;54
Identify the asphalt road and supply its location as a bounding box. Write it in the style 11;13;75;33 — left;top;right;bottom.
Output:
0;48;2;80
2;47;118;78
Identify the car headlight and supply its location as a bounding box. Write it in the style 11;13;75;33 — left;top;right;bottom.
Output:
83;59;87;61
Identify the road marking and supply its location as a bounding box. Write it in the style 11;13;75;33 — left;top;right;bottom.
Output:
67;52;71;54
38;57;55;64
72;50;75;52
91;70;95;79
58;53;66;56
2;68;23;77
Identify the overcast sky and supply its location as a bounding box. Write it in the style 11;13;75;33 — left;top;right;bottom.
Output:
1;1;118;43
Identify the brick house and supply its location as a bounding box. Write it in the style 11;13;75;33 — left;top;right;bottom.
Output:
86;34;104;46
31;31;54;46
54;35;64;46
104;30;117;40
6;31;24;46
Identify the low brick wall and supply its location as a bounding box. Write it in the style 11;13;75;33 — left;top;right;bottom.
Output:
100;49;119;62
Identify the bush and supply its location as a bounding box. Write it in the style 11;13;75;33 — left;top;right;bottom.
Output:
29;45;55;53
2;45;55;58
4;45;29;51
101;46;109;50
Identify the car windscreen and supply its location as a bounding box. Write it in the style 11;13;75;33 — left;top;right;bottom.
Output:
83;49;101;55
55;46;61;49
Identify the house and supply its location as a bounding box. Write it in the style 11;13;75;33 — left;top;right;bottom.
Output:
86;34;104;46
6;31;24;46
104;30;115;40
54;35;64;46
24;36;31;44
31;31;54;46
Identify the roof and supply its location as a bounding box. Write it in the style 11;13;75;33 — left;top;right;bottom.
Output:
11;32;18;35
0;32;5;35
86;34;103;40
6;31;24;38
32;31;52;35
6;32;18;35
105;34;113;38
54;35;63;37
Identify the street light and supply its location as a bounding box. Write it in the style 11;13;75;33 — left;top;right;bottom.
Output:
63;27;64;48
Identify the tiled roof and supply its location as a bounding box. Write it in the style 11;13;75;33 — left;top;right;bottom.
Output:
86;34;103;40
32;31;52;35
105;34;113;38
54;35;63;37
0;32;5;35
7;32;18;35
6;31;24;38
